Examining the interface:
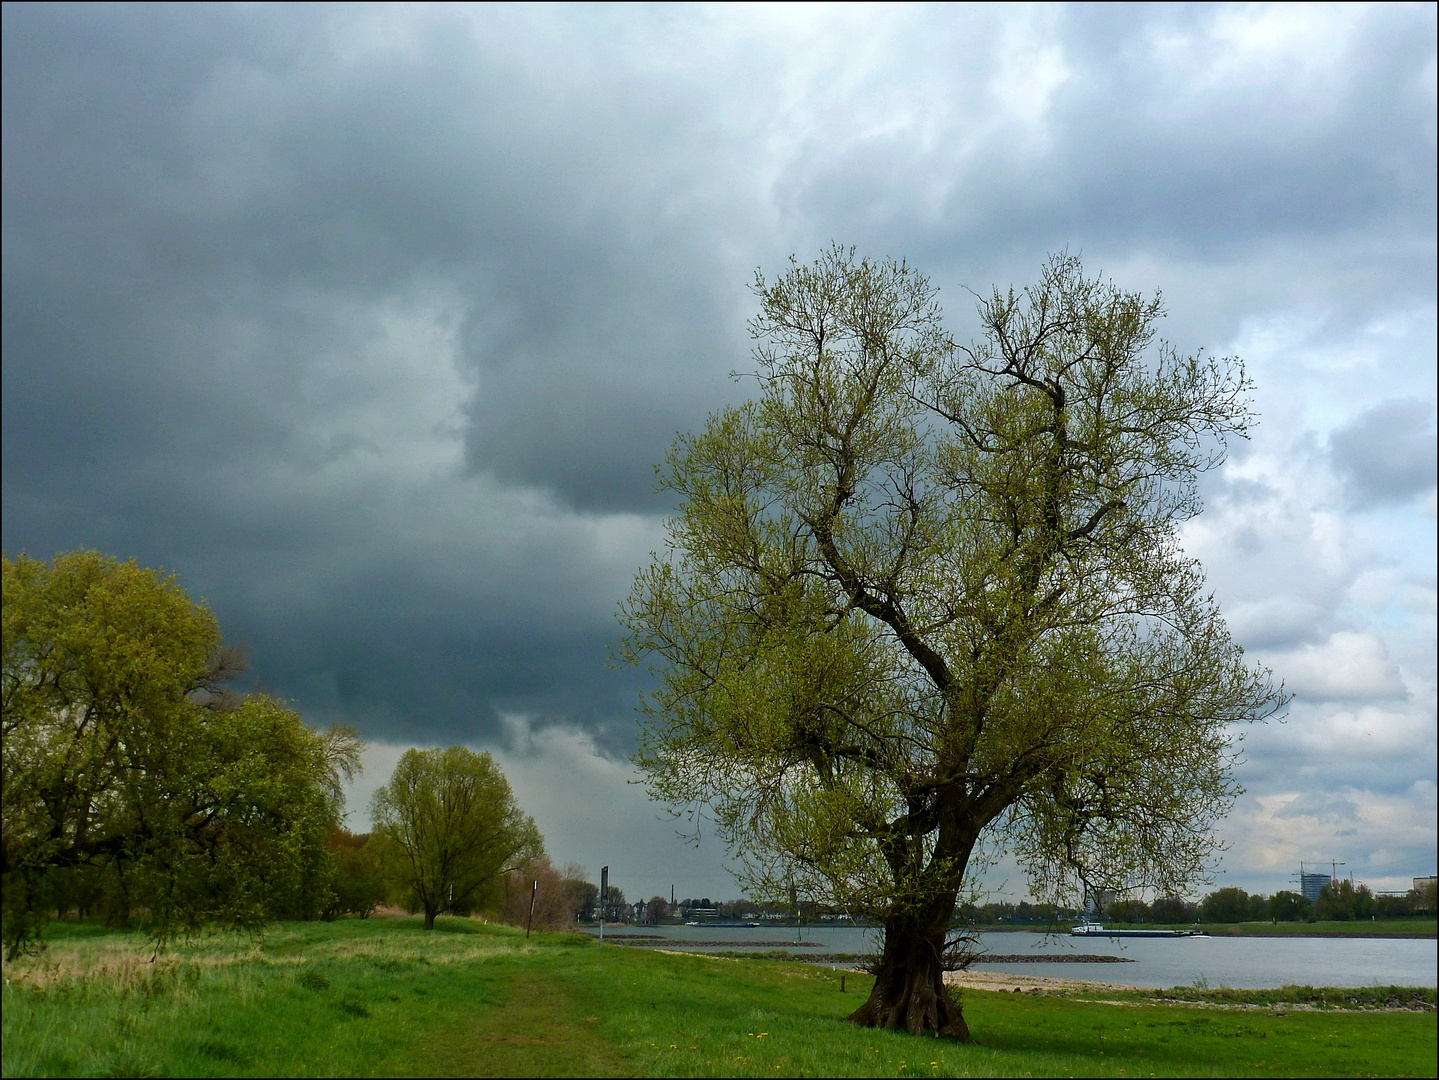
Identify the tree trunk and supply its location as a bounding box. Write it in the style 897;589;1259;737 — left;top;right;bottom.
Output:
423;904;438;931
847;913;970;1041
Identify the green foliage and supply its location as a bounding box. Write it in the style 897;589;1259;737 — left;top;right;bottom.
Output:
618;248;1284;943
1269;891;1312;922
1201;887;1254;924
1314;879;1376;922
1;550;362;955
370;746;543;930
323;830;384;919
492;857;595;930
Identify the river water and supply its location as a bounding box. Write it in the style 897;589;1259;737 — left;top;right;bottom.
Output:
583;924;1437;989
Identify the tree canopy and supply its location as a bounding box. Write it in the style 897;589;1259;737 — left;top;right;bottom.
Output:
370;746;542;930
618;248;1284;1038
1;550;362;956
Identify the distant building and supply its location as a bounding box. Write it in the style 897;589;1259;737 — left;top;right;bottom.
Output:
1299;872;1331;901
1083;889;1117;916
1415;876;1437;892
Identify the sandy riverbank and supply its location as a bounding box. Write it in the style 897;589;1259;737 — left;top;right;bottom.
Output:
944;970;1137;994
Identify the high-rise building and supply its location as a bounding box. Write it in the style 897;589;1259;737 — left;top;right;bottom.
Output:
1299;871;1331;901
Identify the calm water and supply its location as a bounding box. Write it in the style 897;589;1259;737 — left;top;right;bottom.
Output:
583;924;1437;989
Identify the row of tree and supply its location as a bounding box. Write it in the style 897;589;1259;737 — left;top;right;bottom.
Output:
1080;880;1437;925
1;551;555;953
1191;882;1436;923
327;827;598;931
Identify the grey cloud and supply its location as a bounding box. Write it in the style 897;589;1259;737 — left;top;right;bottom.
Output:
1329;400;1437;509
2;0;1434;870
1273;790;1360;823
1224;598;1330;651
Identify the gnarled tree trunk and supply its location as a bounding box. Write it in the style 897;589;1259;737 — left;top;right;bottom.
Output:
847;912;970;1040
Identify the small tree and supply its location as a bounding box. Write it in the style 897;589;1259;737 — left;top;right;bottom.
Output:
1200;887;1252;923
1413;880;1438;915
494;857;593;931
370;747;542;930
600;885;626;923
1150;895;1199;924
1314;879;1372;922
325;830;383;919
1268;890;1311;922
620;248;1283;1038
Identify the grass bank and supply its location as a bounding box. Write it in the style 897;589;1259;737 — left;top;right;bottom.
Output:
2;917;1434;1077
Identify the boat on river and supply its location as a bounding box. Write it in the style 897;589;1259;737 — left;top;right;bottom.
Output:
1070;923;1206;938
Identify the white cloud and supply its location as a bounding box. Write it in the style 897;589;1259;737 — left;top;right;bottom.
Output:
1259;631;1407;703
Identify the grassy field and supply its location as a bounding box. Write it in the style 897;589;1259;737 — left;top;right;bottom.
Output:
2;917;1434;1078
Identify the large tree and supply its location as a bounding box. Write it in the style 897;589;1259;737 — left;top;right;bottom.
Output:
370;747;542;930
618;249;1283;1039
1;550;362;956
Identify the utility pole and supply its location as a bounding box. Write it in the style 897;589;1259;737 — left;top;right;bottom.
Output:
525;879;538;939
600;865;609;943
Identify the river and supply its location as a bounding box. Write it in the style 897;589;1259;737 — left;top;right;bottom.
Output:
582;924;1437;989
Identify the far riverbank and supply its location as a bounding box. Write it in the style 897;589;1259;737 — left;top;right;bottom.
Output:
623;918;1436;939
1037;919;1436;939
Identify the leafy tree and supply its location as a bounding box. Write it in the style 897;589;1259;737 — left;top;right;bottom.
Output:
2;550;361;956
370;747;542;930
1200;887;1252;923
571;877;601;922
619;248;1283;1038
1107;897;1152;924
1245;891;1271;921
1150;895;1199;924
1268;890;1311;922
1145;891;1203;926
494;857;593;930
1314;879;1373;921
324;830;384;919
1412;880;1437;915
600;885;627;922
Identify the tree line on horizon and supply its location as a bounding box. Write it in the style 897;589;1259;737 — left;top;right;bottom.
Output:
956;880;1437;926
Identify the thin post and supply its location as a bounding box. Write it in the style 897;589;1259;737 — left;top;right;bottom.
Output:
600;865;609;943
526;879;538;939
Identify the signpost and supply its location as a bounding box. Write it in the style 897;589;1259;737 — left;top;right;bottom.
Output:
600;865;609;943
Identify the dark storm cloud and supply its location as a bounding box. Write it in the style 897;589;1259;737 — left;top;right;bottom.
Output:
3;0;1434;780
1328;400;1438;509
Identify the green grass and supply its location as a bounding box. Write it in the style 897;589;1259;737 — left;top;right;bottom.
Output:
2;917;1434;1077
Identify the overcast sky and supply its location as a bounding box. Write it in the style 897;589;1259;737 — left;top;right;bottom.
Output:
4;2;1434;904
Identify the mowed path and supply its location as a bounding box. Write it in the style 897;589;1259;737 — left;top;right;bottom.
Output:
393;974;631;1078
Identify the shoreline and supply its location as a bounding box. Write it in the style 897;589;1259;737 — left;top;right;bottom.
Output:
589;926;1437;941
